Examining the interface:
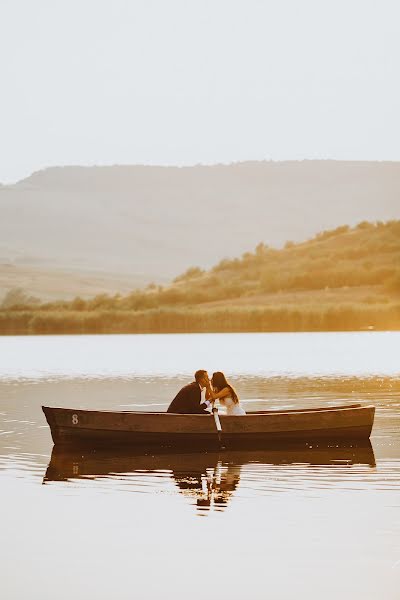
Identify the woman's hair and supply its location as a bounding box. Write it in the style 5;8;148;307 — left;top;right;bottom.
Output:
211;372;239;403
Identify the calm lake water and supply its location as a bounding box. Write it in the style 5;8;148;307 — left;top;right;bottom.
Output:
1;332;400;600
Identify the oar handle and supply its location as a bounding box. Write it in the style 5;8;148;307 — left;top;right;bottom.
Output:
212;407;225;449
212;407;222;431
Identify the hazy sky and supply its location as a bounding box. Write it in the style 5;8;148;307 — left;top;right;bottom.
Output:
1;0;399;183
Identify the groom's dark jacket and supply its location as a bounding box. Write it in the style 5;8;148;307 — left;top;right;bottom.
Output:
167;382;209;414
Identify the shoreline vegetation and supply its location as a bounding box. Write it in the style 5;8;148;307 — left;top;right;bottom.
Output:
1;220;399;335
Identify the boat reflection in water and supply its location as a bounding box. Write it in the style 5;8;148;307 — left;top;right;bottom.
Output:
44;442;376;513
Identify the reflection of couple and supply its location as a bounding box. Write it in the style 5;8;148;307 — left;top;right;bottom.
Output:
174;459;242;511
167;370;246;415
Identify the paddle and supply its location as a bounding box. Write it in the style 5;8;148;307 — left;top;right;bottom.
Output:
212;406;225;450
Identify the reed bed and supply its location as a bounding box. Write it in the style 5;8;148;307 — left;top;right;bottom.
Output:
1;303;399;335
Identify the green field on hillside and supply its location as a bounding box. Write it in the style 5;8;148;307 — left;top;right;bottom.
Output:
1;220;399;334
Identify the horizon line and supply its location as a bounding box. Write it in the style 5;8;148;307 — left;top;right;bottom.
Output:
2;157;400;187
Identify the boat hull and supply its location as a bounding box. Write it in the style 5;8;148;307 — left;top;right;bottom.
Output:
42;404;375;449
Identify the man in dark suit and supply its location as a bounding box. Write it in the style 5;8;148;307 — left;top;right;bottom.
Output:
167;370;211;414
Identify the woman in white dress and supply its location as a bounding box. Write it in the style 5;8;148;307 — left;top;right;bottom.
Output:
206;371;246;415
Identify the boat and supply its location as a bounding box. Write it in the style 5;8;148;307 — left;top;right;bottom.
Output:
42;403;375;449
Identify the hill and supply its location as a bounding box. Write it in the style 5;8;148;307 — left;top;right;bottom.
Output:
1;220;399;334
0;264;143;303
1;161;400;301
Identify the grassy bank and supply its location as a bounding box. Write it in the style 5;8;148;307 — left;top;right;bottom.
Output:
1;220;399;334
1;303;399;335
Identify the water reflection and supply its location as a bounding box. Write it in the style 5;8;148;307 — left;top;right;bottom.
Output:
171;458;242;511
44;443;375;513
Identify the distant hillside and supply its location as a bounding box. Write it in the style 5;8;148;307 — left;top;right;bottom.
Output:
167;220;400;306
0;264;142;303
1;161;400;297
1;220;399;334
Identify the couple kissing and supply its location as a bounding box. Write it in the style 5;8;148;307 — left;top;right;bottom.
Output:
167;370;246;416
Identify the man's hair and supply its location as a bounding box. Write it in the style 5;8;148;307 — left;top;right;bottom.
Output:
194;369;207;383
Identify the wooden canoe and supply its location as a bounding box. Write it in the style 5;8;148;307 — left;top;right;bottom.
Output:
42;403;375;449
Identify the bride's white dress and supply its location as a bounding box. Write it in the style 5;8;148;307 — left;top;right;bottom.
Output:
219;395;246;415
